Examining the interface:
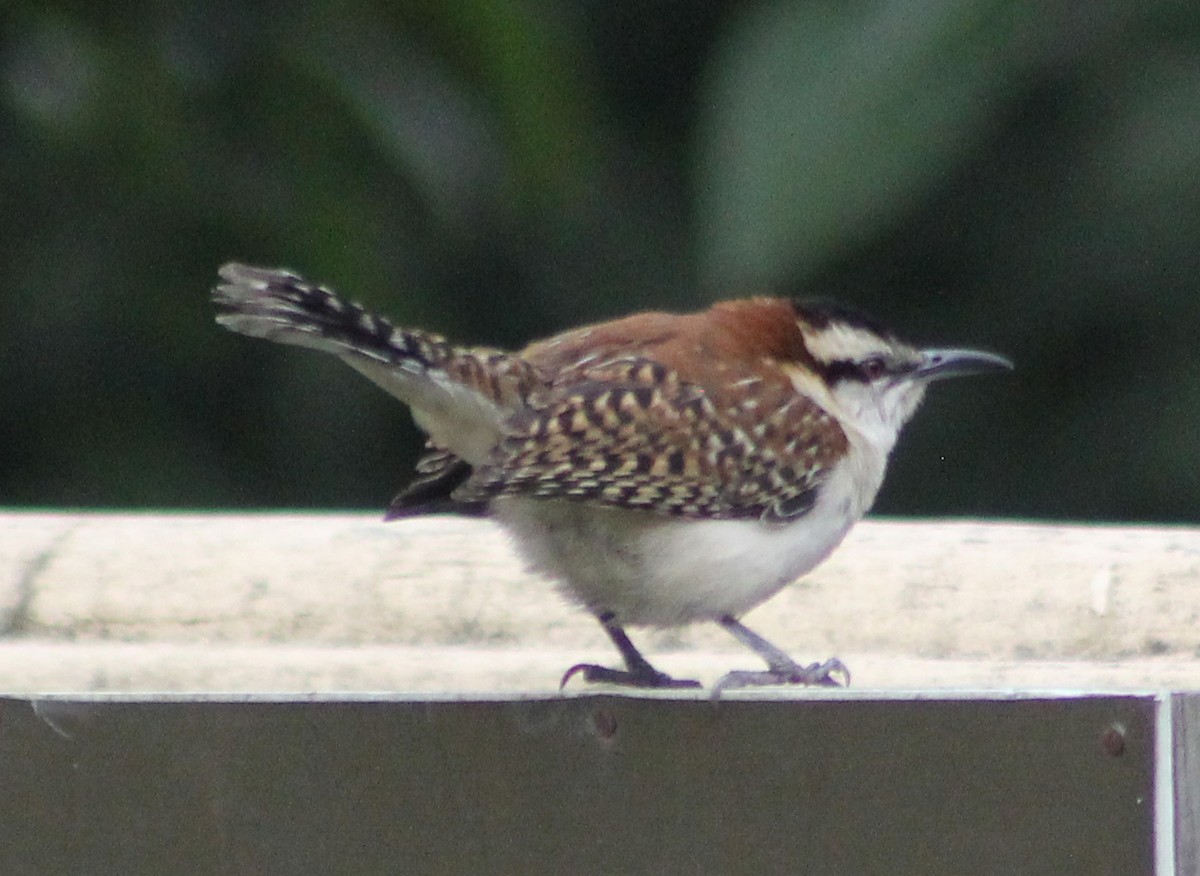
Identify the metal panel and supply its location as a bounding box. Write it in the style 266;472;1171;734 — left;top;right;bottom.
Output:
1173;694;1200;874
0;693;1156;875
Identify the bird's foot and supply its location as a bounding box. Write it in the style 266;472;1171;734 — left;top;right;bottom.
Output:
711;657;850;699
560;662;702;690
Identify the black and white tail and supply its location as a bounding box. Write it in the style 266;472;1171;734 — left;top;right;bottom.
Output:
213;263;539;464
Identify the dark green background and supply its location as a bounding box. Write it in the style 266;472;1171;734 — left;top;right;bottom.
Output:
4;1;1197;521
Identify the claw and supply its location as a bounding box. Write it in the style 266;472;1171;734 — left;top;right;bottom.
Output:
559;662;595;689
711;657;851;700
559;662;702;690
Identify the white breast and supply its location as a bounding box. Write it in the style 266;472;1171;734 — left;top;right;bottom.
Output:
492;441;887;627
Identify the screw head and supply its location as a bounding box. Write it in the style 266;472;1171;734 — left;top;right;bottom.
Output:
1100;722;1126;757
592;708;618;740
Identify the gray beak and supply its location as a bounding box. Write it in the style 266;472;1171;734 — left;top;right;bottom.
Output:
915;348;1014;382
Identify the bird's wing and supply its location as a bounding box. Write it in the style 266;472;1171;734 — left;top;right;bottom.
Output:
455;357;846;522
385;445;488;519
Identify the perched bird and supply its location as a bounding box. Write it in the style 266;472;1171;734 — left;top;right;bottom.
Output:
213;264;1011;692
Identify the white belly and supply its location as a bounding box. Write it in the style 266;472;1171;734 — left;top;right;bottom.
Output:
492;462;868;627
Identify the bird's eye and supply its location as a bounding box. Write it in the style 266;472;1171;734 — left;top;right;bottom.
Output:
860;357;888;381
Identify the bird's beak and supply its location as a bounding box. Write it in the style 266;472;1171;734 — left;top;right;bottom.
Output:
915;348;1014;382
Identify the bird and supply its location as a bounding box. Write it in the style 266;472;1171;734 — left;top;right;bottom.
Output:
212;263;1012;693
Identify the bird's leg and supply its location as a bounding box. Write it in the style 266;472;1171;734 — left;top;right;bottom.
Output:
560;613;702;689
712;616;850;697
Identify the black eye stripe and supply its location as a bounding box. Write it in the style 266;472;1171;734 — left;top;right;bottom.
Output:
823;359;871;383
824;356;892;384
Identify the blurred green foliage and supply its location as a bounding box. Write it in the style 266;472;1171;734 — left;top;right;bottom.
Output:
2;1;1197;521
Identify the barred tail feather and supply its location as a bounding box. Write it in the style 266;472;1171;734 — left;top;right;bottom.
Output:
213;263;536;464
214;263;452;370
